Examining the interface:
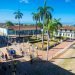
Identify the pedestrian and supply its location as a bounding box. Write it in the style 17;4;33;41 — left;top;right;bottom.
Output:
8;62;11;69
20;48;22;52
5;53;8;61
22;51;24;57
6;48;9;52
12;61;17;75
30;54;33;64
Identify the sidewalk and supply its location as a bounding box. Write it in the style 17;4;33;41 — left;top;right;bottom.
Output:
37;40;75;60
0;40;75;62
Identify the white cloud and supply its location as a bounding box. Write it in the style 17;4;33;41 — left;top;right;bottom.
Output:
20;0;29;3
65;0;71;3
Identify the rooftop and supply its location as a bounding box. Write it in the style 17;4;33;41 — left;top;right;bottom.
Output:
59;26;75;31
8;25;41;30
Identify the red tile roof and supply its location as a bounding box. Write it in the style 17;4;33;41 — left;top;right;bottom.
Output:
59;26;75;31
8;26;41;30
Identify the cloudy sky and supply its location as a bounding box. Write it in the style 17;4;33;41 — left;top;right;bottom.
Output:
0;0;75;24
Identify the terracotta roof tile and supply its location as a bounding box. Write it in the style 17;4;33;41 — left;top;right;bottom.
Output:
8;26;41;30
59;26;75;31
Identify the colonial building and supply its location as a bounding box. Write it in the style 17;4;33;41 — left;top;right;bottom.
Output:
56;26;75;39
0;25;41;38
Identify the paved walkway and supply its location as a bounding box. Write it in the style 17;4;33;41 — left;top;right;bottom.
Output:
0;40;75;62
38;40;75;60
52;43;75;74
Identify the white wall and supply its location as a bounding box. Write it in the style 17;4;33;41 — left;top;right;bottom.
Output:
57;29;75;39
0;28;8;36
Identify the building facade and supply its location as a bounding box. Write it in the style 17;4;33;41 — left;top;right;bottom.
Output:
0;25;41;38
56;26;75;39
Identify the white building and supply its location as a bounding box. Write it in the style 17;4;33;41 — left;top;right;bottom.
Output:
56;26;75;39
0;25;41;38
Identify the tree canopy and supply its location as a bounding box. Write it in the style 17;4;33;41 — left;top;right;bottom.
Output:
6;21;14;27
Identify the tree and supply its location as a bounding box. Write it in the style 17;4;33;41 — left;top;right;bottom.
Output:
14;10;23;37
5;21;14;47
6;21;14;27
54;18;62;38
44;18;62;60
44;19;62;41
38;0;53;49
32;12;41;39
37;22;43;28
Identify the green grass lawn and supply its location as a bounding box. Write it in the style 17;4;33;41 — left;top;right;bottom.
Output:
34;40;58;50
28;36;60;50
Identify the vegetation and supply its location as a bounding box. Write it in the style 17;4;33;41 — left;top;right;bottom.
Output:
32;12;40;39
6;21;14;27
44;18;62;39
31;0;62;60
37;0;53;50
14;10;23;37
37;22;43;28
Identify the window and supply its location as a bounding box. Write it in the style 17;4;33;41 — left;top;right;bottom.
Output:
60;29;62;31
65;29;67;31
70;30;72;32
8;29;15;35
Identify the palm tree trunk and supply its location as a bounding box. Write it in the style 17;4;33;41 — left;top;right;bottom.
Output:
39;19;40;23
7;27;9;48
47;30;49;61
42;0;47;50
42;22;44;50
18;19;20;38
36;21;37;39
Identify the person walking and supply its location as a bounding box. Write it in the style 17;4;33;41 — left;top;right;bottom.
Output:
30;54;33;64
22;51;24;57
5;53;8;61
12;61;17;75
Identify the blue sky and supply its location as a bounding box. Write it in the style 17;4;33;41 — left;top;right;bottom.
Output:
0;0;75;24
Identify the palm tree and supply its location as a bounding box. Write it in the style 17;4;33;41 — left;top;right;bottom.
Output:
51;18;62;40
44;18;62;60
14;10;23;38
38;0;53;49
44;18;62;39
32;12;40;39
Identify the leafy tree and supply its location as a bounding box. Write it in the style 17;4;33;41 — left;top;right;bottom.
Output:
6;21;14;27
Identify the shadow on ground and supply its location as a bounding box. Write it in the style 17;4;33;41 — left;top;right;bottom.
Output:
0;58;74;75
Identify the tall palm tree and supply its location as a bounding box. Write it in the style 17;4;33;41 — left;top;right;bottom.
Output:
14;10;23;38
44;18;62;60
32;12;40;39
38;0;53;49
